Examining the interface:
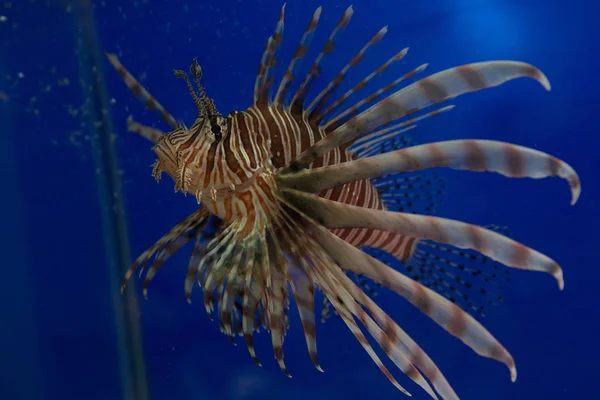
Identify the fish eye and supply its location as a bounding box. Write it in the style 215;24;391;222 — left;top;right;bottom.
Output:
211;124;221;136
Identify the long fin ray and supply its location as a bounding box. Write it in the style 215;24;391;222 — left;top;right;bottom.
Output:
284;61;551;173
283;189;565;290
288;6;354;115
105;53;179;128
316;269;416;397
121;208;209;293
315;48;410;126
323;63;429;133
298;213;518;382
362;224;512;319
306;25;388;121
126;115;166;143
254;4;286;106
274;7;322;107
278;139;581;206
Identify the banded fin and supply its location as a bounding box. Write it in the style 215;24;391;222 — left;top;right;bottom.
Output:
289;259;322;371
230;291;266;340
126;115;165;143
274;202;443;398
361;224;512;319
323;225;510;323
350;132;447;215
242;254;266;366
121;208;209;294
254;4;286;106
306;24;389;121
320;293;337;323
323;63;428;133
347;105;454;158
315;47;410;127
318;273;418;397
231;297;247;337
409;224;511;318
284;61;552;174
284;189;567;292
321;273;381;324
289;6;354;115
299;214;519;384
296;217;457;399
325;222;508;325
105;53;179;129
200;223;241;318
267;232;293;377
141;227;198;299
279;139;581;208
325;133;446;323
220;260;243;344
274;7;322;107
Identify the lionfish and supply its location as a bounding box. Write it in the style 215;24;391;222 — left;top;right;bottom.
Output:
106;5;580;399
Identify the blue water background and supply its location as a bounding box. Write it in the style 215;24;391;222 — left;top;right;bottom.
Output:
1;0;598;399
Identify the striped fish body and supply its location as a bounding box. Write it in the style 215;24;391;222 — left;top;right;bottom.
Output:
106;5;581;400
153;103;410;259
246;104;414;258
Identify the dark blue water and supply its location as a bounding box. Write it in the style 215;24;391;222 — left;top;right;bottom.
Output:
2;0;597;399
